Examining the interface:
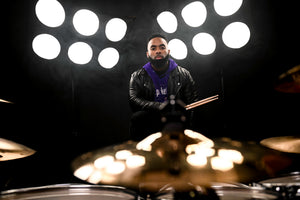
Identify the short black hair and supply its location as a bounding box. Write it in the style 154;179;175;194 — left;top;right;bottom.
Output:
147;33;168;43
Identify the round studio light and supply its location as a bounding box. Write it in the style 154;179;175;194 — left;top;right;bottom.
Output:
32;34;61;59
98;47;119;69
192;32;216;55
168;38;187;60
35;0;65;27
214;0;243;16
222;22;250;49
157;11;178;33
105;18;127;42
73;9;99;36
181;1;207;27
68;42;93;64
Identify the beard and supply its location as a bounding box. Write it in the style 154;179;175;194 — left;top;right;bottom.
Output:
148;54;170;69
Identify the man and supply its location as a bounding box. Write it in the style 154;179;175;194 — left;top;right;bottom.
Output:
129;34;199;141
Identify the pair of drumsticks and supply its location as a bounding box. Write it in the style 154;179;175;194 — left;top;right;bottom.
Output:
185;94;219;110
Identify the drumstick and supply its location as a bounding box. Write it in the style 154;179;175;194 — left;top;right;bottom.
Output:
185;95;219;110
185;97;218;110
186;95;218;108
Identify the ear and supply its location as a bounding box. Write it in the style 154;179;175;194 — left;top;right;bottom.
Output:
146;51;149;58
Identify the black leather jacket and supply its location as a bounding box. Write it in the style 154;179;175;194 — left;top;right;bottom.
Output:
129;65;199;112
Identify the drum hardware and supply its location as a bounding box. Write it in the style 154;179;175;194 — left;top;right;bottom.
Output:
274;64;300;93
0;138;36;161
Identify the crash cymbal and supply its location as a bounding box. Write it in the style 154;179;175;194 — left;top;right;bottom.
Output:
0;138;36;161
72;130;291;192
274;65;300;93
0;98;14;104
260;136;300;154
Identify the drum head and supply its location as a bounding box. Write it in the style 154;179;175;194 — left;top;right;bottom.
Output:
0;184;139;200
155;182;280;200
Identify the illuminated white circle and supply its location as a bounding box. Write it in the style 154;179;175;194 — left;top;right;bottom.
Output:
192;33;216;55
222;22;250;49
68;42;93;64
105;18;127;42
168;39;187;60
181;1;207;27
98;47;119;69
73;9;99;36
35;0;65;27
214;0;243;16
32;34;61;59
157;11;178;33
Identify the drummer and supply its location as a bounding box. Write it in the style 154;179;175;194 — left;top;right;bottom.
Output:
128;33;200;141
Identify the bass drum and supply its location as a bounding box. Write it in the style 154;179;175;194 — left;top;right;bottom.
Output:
155;182;280;200
0;184;141;200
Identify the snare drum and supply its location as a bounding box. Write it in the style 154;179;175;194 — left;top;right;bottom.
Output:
0;184;141;200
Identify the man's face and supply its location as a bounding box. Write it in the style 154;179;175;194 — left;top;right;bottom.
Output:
146;37;170;60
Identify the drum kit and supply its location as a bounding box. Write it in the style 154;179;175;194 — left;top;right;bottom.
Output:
0;67;299;199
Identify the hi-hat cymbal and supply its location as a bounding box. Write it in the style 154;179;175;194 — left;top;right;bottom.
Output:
260;136;300;154
72;130;291;192
274;65;300;93
0;138;36;161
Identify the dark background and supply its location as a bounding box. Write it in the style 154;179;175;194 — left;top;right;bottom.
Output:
0;0;299;191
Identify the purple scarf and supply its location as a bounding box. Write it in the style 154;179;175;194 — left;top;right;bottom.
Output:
143;59;178;102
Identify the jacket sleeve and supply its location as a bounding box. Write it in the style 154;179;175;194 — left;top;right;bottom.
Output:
180;67;200;105
129;71;162;112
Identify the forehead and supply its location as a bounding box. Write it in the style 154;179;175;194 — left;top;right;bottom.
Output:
147;37;168;49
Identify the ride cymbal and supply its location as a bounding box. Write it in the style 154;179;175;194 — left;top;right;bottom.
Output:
260;136;300;154
72;130;291;192
0;138;36;161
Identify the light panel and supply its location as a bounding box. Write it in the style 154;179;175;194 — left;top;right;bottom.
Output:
32;34;61;59
214;0;243;16
222;22;250;49
35;0;65;27
192;33;216;55
68;42;93;64
73;9;99;36
98;47;119;69
181;1;207;27
105;18;127;42
168;38;187;60
157;11;178;33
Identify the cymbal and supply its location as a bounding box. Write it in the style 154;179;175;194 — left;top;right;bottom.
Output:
274;65;300;93
260;136;300;154
0;98;14;104
0;138;36;161
72;130;291;192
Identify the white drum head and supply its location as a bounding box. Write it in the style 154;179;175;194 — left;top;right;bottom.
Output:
0;184;139;200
